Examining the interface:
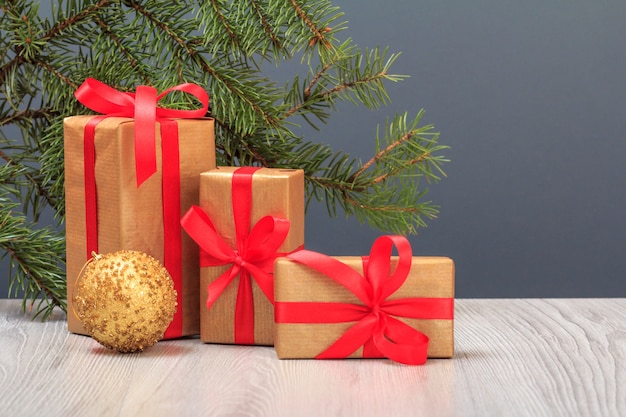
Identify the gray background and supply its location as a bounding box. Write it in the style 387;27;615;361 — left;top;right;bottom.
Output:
2;0;625;298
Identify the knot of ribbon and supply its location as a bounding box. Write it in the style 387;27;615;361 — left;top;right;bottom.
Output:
74;77;209;186
74;78;209;339
275;235;454;365
180;167;291;344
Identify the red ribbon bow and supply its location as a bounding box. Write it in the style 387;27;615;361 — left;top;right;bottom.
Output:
74;78;209;339
180;167;291;344
75;78;209;186
275;235;454;365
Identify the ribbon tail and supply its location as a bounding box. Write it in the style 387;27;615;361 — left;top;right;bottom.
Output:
207;266;240;310
234;269;255;344
83;115;107;259
373;315;429;365
134;85;158;186
243;263;275;304
362;338;382;358
316;314;378;360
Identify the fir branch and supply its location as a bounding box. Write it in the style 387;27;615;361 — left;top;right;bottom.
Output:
320;72;384;100
293;111;448;234
0;55;25;87
93;17;151;84
0;188;66;318
0;148;58;212
343;198;428;214
214;118;273;167
125;1;188;50
0;107;56;126
351;129;430;183
282;46;402;128
40;0;115;42
3;241;66;318
208;0;239;46
282;61;333;120
288;0;332;49
250;0;284;53
0;0;113;85
284;69;387;119
38;122;66;217
303;61;332;99
33;57;78;89
130;0;283;133
371;154;430;184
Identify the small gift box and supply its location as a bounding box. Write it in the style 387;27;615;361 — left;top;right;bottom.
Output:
274;235;454;365
181;167;304;345
65;78;215;339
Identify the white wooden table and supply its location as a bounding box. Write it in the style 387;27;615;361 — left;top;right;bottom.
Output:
0;298;624;416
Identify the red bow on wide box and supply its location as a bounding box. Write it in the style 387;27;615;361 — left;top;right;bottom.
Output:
180;167;291;344
74;78;209;338
274;235;454;365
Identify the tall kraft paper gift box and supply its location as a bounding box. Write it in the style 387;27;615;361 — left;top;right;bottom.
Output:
64;115;215;338
184;167;304;346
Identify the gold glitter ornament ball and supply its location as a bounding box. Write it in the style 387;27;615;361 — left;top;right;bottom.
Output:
73;250;177;353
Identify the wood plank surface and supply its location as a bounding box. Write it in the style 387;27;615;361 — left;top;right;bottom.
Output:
0;299;624;417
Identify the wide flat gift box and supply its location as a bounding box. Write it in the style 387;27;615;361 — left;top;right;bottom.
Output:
274;256;455;359
64;115;215;338
198;167;304;345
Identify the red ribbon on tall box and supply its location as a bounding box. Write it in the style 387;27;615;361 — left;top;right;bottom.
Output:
181;167;305;345
64;78;215;339
274;235;454;365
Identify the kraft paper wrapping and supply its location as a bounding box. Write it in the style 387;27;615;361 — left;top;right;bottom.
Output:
64;115;215;337
198;167;305;345
274;256;455;359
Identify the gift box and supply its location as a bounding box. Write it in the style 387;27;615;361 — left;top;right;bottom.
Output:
274;235;454;365
65;80;215;339
181;167;304;346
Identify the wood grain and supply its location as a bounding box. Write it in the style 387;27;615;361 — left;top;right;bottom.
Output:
0;299;624;416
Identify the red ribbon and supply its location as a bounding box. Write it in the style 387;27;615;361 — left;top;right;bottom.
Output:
180;167;292;344
274;235;454;365
74;78;209;339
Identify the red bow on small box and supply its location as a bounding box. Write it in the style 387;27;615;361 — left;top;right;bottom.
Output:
74;78;209;338
181;167;291;344
275;235;454;365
